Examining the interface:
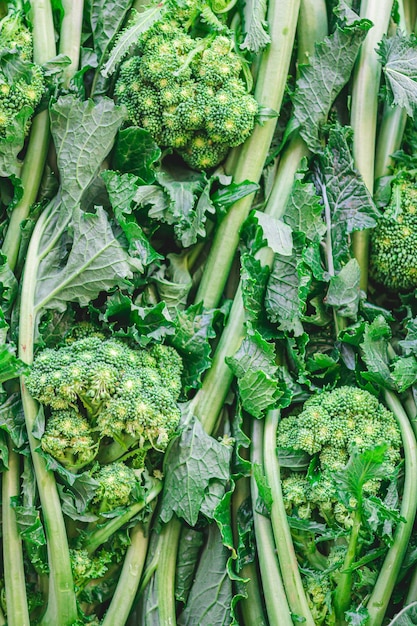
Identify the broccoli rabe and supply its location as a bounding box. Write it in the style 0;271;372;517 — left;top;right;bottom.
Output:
0;7;45;139
370;178;417;290
26;335;183;469
277;386;403;624
114;12;258;170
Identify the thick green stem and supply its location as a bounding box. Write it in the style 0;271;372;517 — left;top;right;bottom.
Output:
350;0;394;290
86;482;162;556
374;0;412;180
2;0;56;271
251;419;293;626
263;410;315;625
365;390;417;625
195;0;301;308
101;523;150;626
296;0;328;66
333;509;362;625
19;210;78;626
2;445;31;626
153;517;183;625
59;0;84;88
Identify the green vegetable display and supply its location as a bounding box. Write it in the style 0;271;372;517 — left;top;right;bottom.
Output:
2;0;417;625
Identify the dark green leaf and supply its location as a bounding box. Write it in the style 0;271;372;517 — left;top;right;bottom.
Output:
177;524;233;626
378;32;417;116
90;0;132;63
326;258;361;318
265;252;311;336
0;106;33;177
112;127;161;182
175;527;205;604
240;253;270;323
333;445;389;507
360;317;395;389
160;418;232;526
293;5;371;152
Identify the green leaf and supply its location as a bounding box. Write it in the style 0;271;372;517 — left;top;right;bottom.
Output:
265;252;311;336
386;601;417;625
0;344;29;383
35;206;135;313
0;393;28;450
326;258;361;318
0;106;33;177
170;302;218;393
153;252;193;314
90;0;132;63
50;95;125;212
240;253;270;323
111;127;161;182
240;0;271;53
378;32;417;116
283;178;326;243
293;4;371;152
252;211;293;256
211;179;259;219
175;528;205;604
318;125;380;270
333;445;388;507
101;5;163;77
391;356;417;392
226;329;281;418
160;417;232;526
177;524;233;626
360;317;395;389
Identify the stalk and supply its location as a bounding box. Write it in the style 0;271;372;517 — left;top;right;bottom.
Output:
19;208;78;626
365;390;417;625
195;0;301;308
250;419;293;626
374;0;413;179
86;482;162;556
333;509;362;625
2;0;55;272
350;0;394;290
2;441;30;626
59;0;84;89
101;524;150;626
263;409;315;625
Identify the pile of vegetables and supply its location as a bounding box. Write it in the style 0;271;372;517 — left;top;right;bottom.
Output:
3;0;417;624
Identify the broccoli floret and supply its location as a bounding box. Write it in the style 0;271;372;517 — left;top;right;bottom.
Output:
41;408;98;471
114;16;258;170
92;462;139;513
370;178;417;290
0;9;45;140
26;334;183;465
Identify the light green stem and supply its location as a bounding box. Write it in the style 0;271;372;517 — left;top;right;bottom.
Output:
297;0;328;65
195;0;301;308
251;419;293;626
350;0;394;290
19;208;78;626
2;444;31;626
154;517;183;625
101;524;150;626
59;0;84;88
2;0;56;271
374;0;412;180
333;509;362;625
263;409;315;625
86;482;162;556
366;390;417;625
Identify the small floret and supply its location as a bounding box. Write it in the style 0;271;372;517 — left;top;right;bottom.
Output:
41;409;98;471
92;462;139;512
370;178;417;290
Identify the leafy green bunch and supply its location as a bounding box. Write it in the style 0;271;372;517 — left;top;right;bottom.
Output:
114;7;258;170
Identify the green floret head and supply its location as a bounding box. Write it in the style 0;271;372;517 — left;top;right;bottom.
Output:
41;408;98;470
370;179;417;290
92;462;139;512
0;11;33;59
27;333;183;462
114;19;258;170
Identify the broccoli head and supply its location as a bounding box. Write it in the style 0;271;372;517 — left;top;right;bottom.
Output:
277;386;402;522
0;8;45;140
114;17;258;170
369;178;417;290
26;335;183;467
